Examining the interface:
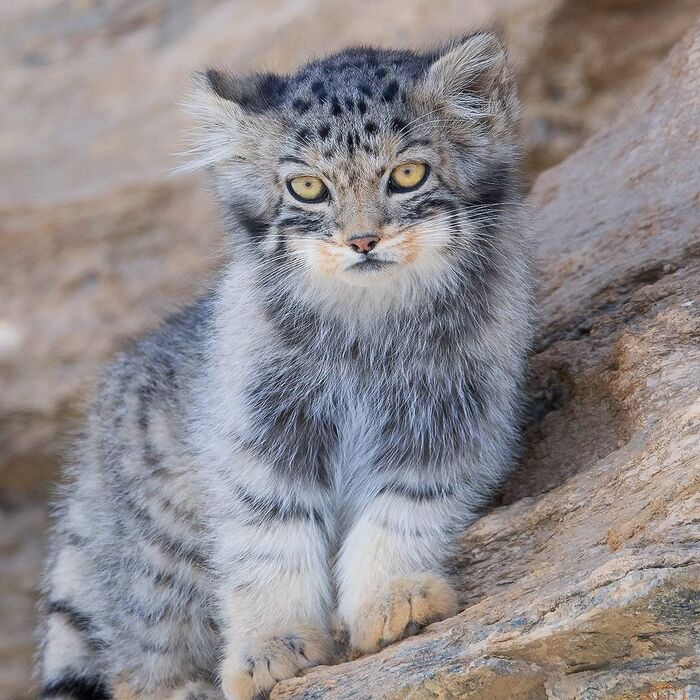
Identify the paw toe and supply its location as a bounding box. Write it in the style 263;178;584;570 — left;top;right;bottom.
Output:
221;666;256;700
222;626;332;700
406;573;459;624
350;573;459;653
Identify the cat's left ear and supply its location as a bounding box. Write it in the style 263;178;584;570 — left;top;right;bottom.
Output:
421;32;518;123
182;69;287;171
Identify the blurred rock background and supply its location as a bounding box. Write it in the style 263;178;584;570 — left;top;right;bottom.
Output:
1;1;699;698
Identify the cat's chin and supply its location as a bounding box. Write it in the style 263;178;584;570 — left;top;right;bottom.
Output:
336;262;403;289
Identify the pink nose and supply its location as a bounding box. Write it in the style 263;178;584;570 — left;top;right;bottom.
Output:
348;234;380;254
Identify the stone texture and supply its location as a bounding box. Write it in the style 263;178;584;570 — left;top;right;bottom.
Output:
271;21;700;699
1;3;699;699
0;498;48;700
1;180;220;494
517;0;700;175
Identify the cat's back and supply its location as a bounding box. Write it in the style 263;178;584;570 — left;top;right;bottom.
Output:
49;296;215;599
41;298;220;686
99;295;211;411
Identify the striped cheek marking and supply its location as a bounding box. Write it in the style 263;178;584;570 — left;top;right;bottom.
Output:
395;228;421;264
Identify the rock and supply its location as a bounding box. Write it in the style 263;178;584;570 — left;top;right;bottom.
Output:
1;4;699;699
0;179;220;494
516;0;700;176
272;19;700;700
0;498;48;700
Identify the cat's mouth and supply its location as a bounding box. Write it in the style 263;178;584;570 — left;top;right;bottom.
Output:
348;257;396;272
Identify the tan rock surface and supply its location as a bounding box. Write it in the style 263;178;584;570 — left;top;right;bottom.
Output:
1;179;221;494
272;21;700;699
1;3;699;699
0;499;48;700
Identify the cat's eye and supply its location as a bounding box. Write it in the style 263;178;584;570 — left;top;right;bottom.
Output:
388;162;429;193
287;175;328;203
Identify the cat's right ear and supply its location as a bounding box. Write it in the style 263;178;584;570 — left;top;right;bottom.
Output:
182;69;286;171
200;69;287;111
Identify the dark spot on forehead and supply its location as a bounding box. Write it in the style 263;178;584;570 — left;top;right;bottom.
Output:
330;96;343;117
318;124;331;139
391;117;408;134
280;155;307;166
358;99;367;115
364;121;377;135
357;83;373;98
375;67;387;79
383;80;399;102
311;80;328;102
346;132;355;156
292;98;311;114
345;97;355;110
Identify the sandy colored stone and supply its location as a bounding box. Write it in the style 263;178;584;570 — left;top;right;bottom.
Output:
0;498;48;700
0;179;221;494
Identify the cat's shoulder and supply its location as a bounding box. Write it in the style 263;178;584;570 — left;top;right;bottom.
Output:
92;295;213;416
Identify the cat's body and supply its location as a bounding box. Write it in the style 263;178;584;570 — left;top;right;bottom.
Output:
40;34;532;700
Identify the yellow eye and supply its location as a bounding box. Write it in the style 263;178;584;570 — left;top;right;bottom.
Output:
389;162;429;192
287;176;328;202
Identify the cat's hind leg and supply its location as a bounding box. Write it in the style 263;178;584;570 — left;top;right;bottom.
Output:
39;535;109;699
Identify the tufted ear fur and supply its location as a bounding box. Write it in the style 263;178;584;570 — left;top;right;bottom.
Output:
181;69;287;171
202;69;288;111
422;32;518;127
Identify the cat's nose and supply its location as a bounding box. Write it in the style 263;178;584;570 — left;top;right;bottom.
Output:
348;233;380;255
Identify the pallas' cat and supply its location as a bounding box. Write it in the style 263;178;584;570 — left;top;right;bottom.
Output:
39;32;532;700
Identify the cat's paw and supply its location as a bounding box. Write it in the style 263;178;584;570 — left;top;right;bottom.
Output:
221;625;332;700
171;682;224;700
114;680;223;700
347;573;459;654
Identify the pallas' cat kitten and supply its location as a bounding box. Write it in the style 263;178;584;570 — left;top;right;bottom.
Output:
39;32;532;700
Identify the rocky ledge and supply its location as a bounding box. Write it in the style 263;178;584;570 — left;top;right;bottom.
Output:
273;20;700;700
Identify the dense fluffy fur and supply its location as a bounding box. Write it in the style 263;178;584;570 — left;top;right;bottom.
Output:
39;33;532;700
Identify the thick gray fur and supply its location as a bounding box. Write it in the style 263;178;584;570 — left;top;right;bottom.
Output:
39;32;533;700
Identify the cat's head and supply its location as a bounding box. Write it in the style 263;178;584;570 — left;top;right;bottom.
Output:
187;33;520;308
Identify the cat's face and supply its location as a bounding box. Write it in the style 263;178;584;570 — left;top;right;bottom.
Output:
275;118;458;290
188;34;519;302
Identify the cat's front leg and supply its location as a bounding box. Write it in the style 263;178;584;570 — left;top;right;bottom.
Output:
337;478;472;655
212;474;334;700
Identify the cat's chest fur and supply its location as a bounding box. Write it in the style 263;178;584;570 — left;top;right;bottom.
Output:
239;306;485;485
